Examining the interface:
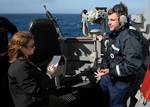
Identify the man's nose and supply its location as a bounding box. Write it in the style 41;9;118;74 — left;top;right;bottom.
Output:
108;20;110;24
108;20;111;25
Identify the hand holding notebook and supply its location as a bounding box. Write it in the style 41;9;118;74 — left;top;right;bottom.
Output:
46;56;61;76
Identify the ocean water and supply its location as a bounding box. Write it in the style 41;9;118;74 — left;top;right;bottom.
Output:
0;13;101;37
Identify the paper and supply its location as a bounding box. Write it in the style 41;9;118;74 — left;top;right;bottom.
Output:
47;55;61;69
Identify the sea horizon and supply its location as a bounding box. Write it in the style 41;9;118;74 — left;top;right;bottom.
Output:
0;13;84;37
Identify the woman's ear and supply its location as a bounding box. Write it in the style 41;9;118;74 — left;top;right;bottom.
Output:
19;46;24;52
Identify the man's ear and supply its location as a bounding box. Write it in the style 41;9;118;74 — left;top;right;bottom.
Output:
119;15;127;26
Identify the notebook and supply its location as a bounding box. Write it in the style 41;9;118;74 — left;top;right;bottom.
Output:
47;55;61;70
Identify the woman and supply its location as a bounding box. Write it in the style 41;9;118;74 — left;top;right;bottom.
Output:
8;32;68;107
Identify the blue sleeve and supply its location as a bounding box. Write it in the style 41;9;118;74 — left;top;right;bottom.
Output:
100;39;110;69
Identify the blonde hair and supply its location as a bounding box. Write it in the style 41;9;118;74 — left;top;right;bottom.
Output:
8;32;33;63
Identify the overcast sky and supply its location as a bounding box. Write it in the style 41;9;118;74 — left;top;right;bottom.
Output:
0;0;149;14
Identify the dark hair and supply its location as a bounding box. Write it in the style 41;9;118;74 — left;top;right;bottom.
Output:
108;2;128;17
8;32;33;63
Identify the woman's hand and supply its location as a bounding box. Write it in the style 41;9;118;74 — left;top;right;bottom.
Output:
95;68;109;78
47;64;57;76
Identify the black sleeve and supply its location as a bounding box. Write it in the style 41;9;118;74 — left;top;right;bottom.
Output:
0;17;18;35
16;62;56;97
110;35;145;76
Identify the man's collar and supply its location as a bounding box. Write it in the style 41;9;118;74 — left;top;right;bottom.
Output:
109;23;130;38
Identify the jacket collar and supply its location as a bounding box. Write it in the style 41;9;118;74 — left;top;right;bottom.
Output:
109;23;130;39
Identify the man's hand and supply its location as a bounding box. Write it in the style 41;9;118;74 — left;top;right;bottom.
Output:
97;35;104;42
95;68;109;77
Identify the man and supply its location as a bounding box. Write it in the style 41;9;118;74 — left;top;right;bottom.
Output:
0;16;18;107
0;16;18;71
95;3;146;107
